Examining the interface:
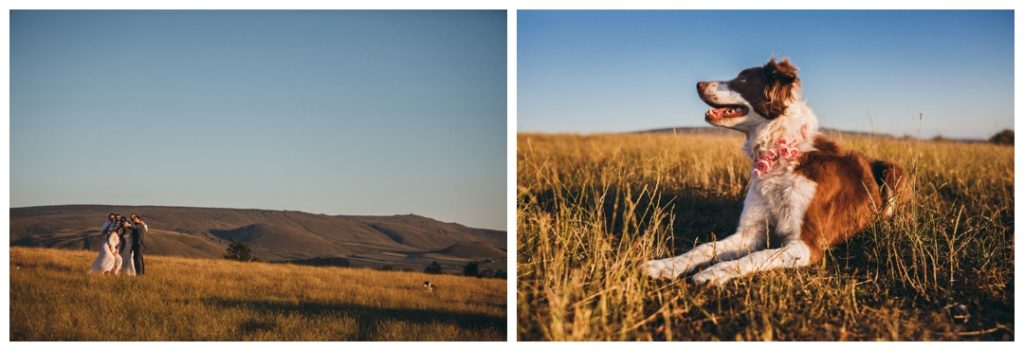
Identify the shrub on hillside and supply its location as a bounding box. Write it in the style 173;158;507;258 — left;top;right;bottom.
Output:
224;240;254;261
463;261;480;277
989;129;1013;145
424;261;443;274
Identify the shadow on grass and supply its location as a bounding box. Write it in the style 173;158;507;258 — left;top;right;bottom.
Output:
203;297;505;340
662;188;744;250
526;185;745;250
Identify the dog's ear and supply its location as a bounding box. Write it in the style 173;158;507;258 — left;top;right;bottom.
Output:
764;57;798;83
759;57;801;119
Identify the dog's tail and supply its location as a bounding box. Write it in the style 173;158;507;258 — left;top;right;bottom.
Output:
870;160;909;218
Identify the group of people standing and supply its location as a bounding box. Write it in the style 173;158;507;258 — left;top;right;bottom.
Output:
90;213;148;276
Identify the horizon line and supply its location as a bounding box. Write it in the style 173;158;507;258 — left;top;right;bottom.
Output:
517;125;1000;141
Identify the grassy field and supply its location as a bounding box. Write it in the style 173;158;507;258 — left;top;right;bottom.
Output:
517;132;1013;341
10;247;506;341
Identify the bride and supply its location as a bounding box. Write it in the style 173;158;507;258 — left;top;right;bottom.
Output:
90;222;123;275
118;218;136;276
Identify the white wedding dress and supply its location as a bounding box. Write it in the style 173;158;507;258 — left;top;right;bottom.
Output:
119;223;136;276
91;232;122;274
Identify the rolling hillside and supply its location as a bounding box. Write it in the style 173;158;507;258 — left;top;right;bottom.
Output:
10;205;506;272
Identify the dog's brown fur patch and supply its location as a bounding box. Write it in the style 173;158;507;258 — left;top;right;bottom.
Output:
795;135;903;262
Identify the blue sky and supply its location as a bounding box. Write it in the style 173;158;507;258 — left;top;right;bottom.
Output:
10;11;507;230
519;10;1014;139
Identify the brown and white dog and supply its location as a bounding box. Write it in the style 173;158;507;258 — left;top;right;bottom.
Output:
642;58;908;285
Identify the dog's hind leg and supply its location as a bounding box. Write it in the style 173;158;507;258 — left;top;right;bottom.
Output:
642;187;769;279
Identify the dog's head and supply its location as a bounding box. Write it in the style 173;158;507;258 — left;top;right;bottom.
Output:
697;58;801;131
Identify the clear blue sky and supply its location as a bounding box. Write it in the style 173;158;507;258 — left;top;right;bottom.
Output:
11;11;507;230
519;10;1014;139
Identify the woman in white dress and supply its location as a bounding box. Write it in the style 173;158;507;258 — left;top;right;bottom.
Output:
118;219;136;276
91;226;122;275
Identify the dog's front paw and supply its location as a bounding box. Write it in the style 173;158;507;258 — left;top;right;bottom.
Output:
691;266;736;286
641;259;681;280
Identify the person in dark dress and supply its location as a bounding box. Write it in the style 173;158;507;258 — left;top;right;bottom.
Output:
130;214;148;275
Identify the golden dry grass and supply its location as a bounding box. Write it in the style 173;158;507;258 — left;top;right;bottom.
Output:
10;247;506;341
517;132;1013;341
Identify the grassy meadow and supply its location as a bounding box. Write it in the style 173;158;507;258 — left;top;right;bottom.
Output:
10;247;506;341
517;132;1013;341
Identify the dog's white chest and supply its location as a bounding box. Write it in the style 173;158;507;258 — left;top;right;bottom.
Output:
751;171;817;237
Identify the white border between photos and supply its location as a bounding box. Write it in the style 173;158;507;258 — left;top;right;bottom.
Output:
2;1;1021;351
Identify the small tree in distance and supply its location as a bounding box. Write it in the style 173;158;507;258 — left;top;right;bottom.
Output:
424;261;443;274
224;240;254;261
989;129;1013;145
463;261;480;277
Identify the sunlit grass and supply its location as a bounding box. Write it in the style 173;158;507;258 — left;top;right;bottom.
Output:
517;132;1012;341
11;247;506;341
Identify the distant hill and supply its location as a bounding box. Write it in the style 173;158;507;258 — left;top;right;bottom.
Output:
9;205;506;272
634;126;735;136
435;242;507;259
634;126;987;143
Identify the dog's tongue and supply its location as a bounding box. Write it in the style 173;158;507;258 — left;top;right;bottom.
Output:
706;107;729;120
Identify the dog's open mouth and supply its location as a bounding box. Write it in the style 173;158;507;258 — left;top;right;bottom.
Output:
705;105;749;121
